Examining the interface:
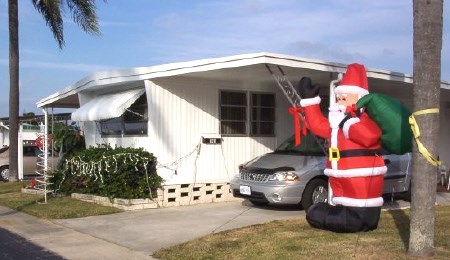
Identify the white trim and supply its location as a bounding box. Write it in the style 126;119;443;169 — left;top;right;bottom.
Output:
300;96;321;107
39;52;441;108
342;117;360;139
333;196;384;207
324;165;387;177
334;85;369;96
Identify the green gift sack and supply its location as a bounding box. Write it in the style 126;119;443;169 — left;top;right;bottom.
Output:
356;93;413;154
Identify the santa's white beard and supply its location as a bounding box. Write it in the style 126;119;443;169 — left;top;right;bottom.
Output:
328;103;347;128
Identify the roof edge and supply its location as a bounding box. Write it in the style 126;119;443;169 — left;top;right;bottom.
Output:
37;52;450;107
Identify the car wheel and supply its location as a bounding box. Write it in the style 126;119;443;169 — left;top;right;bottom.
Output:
441;173;447;187
401;182;412;202
301;178;328;211
249;200;269;207
0;166;9;182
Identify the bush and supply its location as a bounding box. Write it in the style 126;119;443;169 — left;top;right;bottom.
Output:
51;146;162;200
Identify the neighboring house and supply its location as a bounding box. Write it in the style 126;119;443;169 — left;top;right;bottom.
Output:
0;122;41;148
0;122;42;179
36;53;450;207
0;116;66;179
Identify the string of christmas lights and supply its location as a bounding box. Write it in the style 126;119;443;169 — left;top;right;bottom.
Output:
61;153;152;184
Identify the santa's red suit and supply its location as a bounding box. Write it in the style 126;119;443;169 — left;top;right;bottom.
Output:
299;63;386;233
300;98;387;207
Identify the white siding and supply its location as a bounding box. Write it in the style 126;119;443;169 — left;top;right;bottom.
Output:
80;76;295;186
146;78;219;184
146;77;293;185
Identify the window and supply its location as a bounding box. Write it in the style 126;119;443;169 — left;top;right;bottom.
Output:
220;91;247;135
220;91;275;136
100;94;148;136
320;95;330;116
23;146;40;157
251;93;275;136
274;132;327;156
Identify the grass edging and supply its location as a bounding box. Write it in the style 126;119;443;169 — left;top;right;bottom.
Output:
71;193;158;210
21;187;158;211
0;182;123;219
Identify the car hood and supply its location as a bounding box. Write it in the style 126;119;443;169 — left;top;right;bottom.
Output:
242;152;326;174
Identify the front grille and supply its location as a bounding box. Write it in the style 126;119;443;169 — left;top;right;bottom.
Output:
240;172;270;182
239;167;274;182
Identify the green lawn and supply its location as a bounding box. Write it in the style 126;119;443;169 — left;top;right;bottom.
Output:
2;181;449;259
0;181;122;219
154;206;450;260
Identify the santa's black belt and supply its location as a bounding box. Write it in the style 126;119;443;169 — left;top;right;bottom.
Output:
328;148;380;161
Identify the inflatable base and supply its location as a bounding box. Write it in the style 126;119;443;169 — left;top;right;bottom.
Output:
306;203;381;233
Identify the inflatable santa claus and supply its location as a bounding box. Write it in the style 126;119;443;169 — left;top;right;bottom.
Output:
298;63;387;233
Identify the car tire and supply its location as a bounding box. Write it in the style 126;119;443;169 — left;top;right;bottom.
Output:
301;178;328;211
249;200;269;207
401;183;412;202
0;166;9;182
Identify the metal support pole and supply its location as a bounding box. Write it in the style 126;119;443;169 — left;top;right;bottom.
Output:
43;107;49;204
18;124;23;180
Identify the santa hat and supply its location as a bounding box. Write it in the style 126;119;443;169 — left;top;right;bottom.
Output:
334;63;369;97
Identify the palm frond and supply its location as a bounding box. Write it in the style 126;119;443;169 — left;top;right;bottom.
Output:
31;0;65;48
64;0;101;36
31;0;104;49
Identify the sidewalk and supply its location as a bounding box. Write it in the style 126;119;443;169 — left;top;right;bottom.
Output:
0;206;154;259
1;193;450;259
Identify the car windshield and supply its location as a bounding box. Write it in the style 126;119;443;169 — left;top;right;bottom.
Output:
274;132;327;156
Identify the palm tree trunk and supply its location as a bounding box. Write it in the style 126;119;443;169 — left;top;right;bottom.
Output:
8;0;19;182
408;0;443;256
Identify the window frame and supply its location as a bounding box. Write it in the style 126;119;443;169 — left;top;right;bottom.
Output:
219;90;248;136
99;94;148;137
219;90;276;137
250;92;276;137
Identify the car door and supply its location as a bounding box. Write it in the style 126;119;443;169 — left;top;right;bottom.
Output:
382;151;411;194
22;145;38;175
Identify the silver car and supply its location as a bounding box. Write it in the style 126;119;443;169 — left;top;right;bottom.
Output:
0;145;59;181
230;133;411;210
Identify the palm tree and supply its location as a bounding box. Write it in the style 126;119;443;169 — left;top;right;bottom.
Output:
8;0;19;182
7;0;102;182
408;0;443;257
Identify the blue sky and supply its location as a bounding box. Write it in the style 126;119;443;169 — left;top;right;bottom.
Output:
0;0;449;117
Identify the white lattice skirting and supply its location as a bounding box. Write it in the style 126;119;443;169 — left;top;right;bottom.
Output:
157;182;238;207
63;182;239;210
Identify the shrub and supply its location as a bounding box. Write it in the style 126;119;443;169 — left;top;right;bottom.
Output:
50;146;162;200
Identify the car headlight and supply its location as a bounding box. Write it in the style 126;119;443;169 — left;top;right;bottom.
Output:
268;172;299;182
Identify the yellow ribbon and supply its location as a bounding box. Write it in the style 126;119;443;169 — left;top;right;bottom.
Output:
409;108;441;166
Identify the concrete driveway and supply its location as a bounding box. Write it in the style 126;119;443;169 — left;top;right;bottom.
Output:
52;200;304;256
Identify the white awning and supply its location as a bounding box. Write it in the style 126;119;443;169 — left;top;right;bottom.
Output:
71;88;145;121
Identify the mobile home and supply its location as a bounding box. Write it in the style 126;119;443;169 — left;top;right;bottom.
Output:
37;53;450;206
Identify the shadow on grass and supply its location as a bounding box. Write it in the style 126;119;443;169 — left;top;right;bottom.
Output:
0;193;45;214
16;198;45;211
240;200;303;212
387;202;410;249
0;208;18;217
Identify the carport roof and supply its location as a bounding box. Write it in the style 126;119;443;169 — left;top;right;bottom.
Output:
36;52;450;109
